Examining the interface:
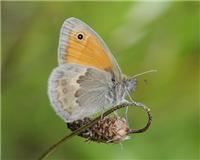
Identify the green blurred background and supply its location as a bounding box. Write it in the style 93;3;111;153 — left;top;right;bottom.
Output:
2;1;199;160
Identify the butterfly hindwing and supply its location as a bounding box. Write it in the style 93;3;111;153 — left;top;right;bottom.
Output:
48;64;116;122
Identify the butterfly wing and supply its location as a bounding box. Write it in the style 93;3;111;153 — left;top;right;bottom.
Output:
48;64;116;122
58;17;122;82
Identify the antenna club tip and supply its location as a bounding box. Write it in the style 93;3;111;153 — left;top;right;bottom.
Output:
147;108;150;112
152;69;158;72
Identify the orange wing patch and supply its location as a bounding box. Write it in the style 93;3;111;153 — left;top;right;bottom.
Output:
64;31;113;71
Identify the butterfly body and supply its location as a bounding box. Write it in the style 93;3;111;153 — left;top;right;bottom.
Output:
48;17;136;122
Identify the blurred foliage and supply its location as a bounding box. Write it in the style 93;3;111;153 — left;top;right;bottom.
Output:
2;1;199;160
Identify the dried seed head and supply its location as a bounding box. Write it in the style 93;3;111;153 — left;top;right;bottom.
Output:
67;105;152;144
67;116;130;143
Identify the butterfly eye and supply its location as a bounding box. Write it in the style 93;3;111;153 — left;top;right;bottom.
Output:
77;33;84;40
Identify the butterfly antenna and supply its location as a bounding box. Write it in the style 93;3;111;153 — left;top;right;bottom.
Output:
130;69;157;79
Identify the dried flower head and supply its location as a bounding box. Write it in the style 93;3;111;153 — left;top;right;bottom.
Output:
39;102;152;160
67;116;130;143
67;106;152;144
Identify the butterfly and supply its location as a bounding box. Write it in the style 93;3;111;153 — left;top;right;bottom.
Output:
48;17;154;122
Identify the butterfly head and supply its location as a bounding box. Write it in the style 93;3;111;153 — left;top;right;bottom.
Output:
122;69;157;94
123;76;137;93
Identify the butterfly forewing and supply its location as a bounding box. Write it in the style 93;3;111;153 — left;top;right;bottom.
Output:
58;17;122;82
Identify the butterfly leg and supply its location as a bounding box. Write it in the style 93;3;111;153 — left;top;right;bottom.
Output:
131;101;149;110
114;110;119;117
125;106;129;126
118;100;130;126
125;89;149;111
